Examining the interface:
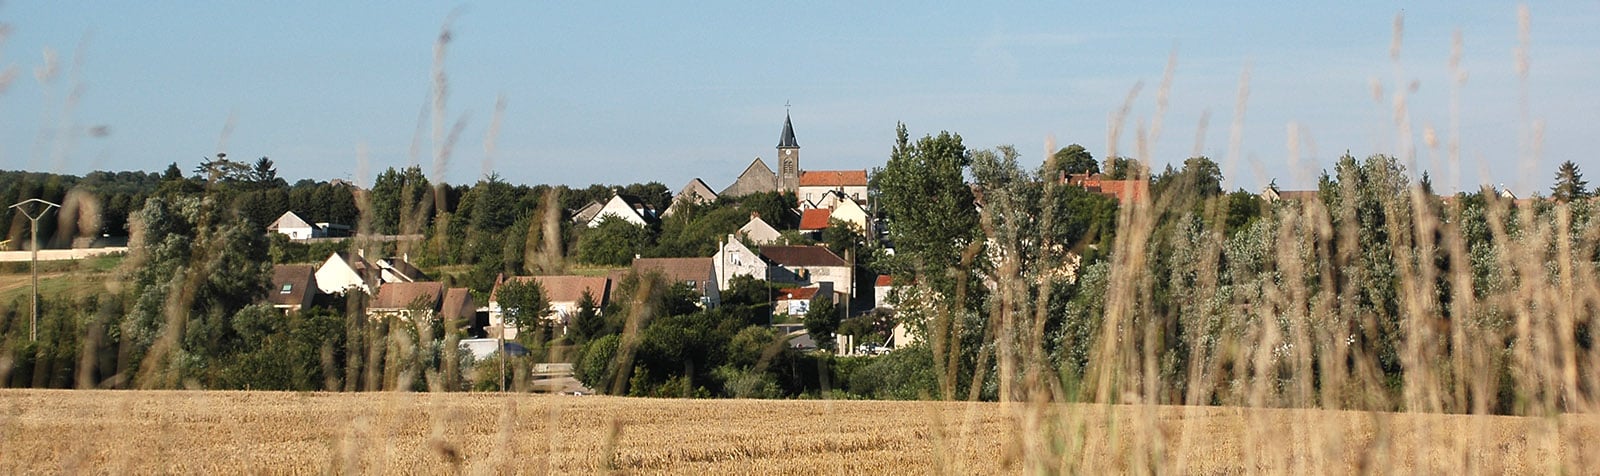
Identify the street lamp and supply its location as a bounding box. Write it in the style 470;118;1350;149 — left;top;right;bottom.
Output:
10;198;61;342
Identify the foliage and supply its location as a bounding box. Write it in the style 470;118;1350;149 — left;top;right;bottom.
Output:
803;294;841;351
494;278;552;340
577;216;652;266
1046;143;1099;178
871;123;981;301
369;166;432;235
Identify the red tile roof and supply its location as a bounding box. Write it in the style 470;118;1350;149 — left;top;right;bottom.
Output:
799;170;868;187
760;245;848;267
798;208;832;231
777;287;820;301
874;275;893;287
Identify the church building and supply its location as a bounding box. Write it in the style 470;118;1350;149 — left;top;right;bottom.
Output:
721;114;803;197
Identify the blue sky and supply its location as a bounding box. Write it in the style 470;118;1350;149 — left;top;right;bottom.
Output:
2;2;1596;195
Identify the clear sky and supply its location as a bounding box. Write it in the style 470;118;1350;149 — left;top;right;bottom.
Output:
2;2;1596;195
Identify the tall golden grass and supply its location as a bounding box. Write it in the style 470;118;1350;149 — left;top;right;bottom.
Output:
1;390;1595;473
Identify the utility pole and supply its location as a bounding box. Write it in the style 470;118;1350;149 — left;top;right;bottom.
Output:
10;198;61;342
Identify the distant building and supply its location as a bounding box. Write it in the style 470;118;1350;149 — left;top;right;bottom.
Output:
797;170;868;207
662;178;719;217
722;157;779;197
722;113;803;197
1064;173;1148;204
267;211;316;240
589;193;658;228
267;211;350;240
570;200;605;225
775;286;822;316
376;256;429;284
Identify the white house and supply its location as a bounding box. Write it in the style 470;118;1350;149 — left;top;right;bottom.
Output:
589;194;656;228
267;211;316;240
713;234;769;292
315;251;375;295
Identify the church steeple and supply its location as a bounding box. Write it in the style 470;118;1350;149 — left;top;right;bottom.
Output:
777;111;800;192
778;113;799;148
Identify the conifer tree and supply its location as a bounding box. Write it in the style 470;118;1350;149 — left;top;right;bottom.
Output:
1552;160;1589;202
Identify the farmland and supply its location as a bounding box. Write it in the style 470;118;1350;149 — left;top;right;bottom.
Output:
1;390;1596;474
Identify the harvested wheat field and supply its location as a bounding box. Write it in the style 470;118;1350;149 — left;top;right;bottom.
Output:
1;390;1598;474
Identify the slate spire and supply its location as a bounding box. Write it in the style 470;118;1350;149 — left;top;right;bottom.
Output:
778;113;799;148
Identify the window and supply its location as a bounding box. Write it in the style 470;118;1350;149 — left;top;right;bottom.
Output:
685;280;697;288
280;284;293;294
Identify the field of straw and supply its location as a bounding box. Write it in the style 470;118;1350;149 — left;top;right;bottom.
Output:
1;389;1596;474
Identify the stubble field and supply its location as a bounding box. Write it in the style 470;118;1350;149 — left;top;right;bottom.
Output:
1;390;1597;474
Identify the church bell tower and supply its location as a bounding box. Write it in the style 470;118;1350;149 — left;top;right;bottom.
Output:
777;112;800;193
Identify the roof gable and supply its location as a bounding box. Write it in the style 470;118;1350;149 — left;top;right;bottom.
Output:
269;211;312;230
